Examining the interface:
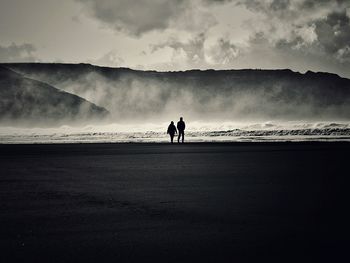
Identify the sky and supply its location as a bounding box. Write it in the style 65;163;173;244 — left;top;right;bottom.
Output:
0;0;350;78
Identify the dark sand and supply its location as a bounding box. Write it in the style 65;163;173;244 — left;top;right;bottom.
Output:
0;142;349;262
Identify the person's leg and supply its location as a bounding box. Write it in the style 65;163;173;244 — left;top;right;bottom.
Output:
170;134;174;143
178;132;181;143
182;131;185;143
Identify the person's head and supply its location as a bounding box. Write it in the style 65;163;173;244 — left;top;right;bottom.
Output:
171;121;174;124
180;117;183;121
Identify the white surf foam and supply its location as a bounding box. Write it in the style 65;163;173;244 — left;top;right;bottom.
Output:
0;121;349;143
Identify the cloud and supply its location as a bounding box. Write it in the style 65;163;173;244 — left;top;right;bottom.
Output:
144;0;350;74
236;0;342;18
76;0;217;36
150;33;241;70
151;33;207;68
314;11;350;62
208;38;239;65
0;43;38;62
234;0;350;67
76;0;187;36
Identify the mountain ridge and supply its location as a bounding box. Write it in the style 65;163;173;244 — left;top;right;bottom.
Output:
0;66;109;127
1;63;349;122
0;62;345;78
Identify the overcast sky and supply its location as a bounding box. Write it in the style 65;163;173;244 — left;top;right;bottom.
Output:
1;0;350;77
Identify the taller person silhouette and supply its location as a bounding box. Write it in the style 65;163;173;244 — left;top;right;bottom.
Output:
177;117;186;143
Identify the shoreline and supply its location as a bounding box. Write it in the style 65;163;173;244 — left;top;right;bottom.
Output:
1;140;350;145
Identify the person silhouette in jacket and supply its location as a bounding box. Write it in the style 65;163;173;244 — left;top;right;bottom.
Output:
167;121;177;143
177;117;185;143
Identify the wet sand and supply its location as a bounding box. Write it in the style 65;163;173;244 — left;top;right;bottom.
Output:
0;142;349;262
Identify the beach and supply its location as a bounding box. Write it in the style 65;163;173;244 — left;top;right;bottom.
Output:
0;142;349;262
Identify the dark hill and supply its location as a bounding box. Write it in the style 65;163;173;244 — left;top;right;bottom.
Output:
2;63;350;121
0;66;109;126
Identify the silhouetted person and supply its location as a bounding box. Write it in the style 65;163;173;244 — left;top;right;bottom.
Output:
177;117;185;143
167;121;177;143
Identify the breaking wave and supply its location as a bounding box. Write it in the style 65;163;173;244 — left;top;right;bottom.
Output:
0;121;349;143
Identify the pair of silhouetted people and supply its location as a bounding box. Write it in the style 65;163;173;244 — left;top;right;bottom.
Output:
167;117;186;143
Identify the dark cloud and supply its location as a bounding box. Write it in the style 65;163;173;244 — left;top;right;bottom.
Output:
0;43;37;62
76;0;188;36
314;11;350;61
237;0;346;15
266;10;350;64
239;0;291;14
236;0;350;68
76;0;219;36
202;0;233;4
301;0;348;9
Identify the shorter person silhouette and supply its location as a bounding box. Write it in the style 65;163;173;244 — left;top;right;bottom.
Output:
167;121;177;143
177;117;185;143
